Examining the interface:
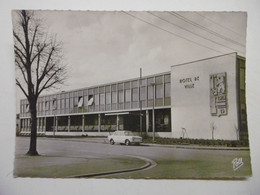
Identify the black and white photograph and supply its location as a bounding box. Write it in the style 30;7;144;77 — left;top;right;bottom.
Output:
12;10;251;179
1;0;260;194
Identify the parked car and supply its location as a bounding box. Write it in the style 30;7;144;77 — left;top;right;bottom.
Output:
108;130;142;146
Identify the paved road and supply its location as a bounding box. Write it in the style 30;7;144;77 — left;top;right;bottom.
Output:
14;137;252;179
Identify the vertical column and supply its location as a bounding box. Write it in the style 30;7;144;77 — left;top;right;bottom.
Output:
37;118;39;133
39;118;41;132
53;116;55;133
27;119;30;132
19;119;21;132
68;116;71;132
44;117;46;133
116;115;119;131
41;118;43;132
146;110;149;133
163;74;165;106
98;114;101;132
55;116;58;132
82;115;85;132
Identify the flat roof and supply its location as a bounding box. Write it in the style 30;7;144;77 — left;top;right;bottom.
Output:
171;52;240;68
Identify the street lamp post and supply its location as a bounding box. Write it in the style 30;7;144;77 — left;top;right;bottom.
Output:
53;98;57;137
139;68;142;136
151;83;156;143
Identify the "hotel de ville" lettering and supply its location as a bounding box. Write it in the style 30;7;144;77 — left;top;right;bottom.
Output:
179;76;200;89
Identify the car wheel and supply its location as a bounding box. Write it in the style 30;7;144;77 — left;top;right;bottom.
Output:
110;139;115;145
125;139;130;146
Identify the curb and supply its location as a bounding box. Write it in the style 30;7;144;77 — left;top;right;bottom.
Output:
67;155;157;178
31;137;250;151
144;143;250;151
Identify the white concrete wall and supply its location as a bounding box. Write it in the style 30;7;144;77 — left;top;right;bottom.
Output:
171;53;238;140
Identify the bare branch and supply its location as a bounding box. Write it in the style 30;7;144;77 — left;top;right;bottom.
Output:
16;79;28;98
29;24;39;56
14;49;26;66
37;46;55;83
30;43;47;64
37;67;62;95
15;59;28;84
13;31;26;52
36;45;41;85
14;45;27;59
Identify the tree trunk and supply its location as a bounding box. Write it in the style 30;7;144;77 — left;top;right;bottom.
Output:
26;100;39;156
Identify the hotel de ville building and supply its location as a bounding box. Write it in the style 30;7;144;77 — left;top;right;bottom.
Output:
18;53;248;141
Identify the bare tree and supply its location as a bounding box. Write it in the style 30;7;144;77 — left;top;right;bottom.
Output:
13;10;67;155
234;124;240;141
210;122;216;140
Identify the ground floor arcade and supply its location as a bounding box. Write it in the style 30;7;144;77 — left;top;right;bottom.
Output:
19;108;171;136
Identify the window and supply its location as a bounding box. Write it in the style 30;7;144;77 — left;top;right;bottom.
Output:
61;99;65;109
118;83;123;90
94;94;99;105
140;86;147;100
131;80;138;88
65;99;69;109
99;86;105;93
112;92;117;103
45;101;49;110
155;76;163;84
124;82;130;89
88;95;94;106
105;85;111;92
111;84;117;92
70;97;74;108
78;96;83;107
38;102;42;111
125;89;131;102
74;97;78;107
88;88;94;95
164;74;170;83
57;100;60;109
26;104;30;112
132;88;139;101
148;86;154;100
141;79;147;86
106;92;111;104
165;83;171;98
53;99;57;110
118;90;124;103
147;77;154;85
100;93;105;105
84;96;88;107
78;90;83;96
156;84;164;98
94;87;99;94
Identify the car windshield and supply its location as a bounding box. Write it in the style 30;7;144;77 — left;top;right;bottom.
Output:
124;131;134;136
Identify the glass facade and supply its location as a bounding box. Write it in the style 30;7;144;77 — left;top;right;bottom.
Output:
19;72;172;133
20;72;171;118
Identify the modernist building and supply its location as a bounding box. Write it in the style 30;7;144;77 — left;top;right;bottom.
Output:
19;53;248;140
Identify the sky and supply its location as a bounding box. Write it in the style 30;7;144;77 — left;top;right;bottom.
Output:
14;11;247;112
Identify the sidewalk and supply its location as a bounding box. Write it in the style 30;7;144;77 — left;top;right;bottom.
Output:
43;137;250;151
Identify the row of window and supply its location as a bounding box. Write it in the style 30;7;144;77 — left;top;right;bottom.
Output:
21;81;171;113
